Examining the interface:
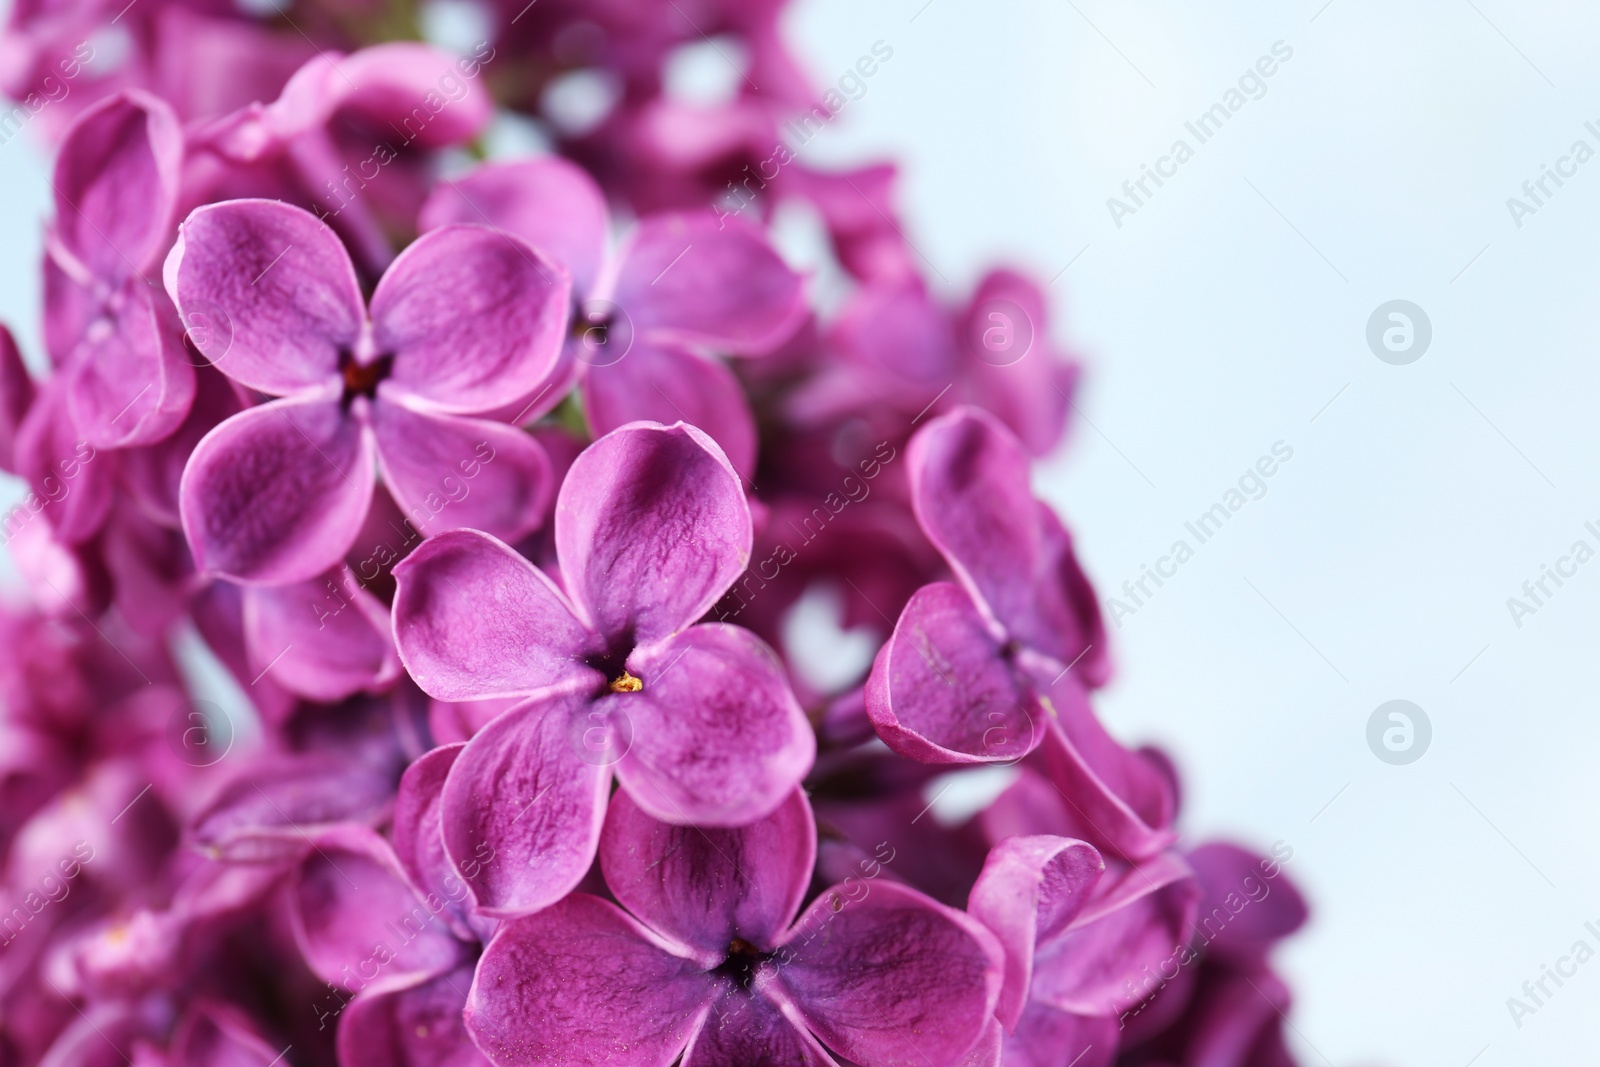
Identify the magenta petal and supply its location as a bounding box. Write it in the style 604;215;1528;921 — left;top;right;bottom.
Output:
911;408;1104;678
337;964;489;1067
0;324;34;472
54;90;182;277
242;567;399;701
64;281;195;449
1002;1004;1117;1067
438;696;611;918
418;158;610;297
164;199;363;395
909;408;1046;636
373;225;571;413
466;894;711;1066
12;379;112;545
372;399;552;544
556;422;751;645
1030;851;1198;1016
393;744;469;928
601;787;814;955
613;212;805;354
180;395;373;585
865;582;1042;765
967;836;1105;1031
187;754;397;864
771;880;1002;1067
291;825;466;992
1034;679;1178;863
580;340;758;478
170;1002;282;1067
1187;843;1308;962
391;529;599;702
338;964;487;1067
613;624;814;827
684;987;834;1067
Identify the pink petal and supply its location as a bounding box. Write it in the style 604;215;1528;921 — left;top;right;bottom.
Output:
391;529;600;702
1034;679;1178;863
613;212;805;355
1187;843;1307;962
1002;1004;1117;1067
967;836;1105;1031
337;964;490;1067
53;90;182;278
170;1001;284;1066
372;225;571;414
612;624;814;827
291;824;467;992
556;422;751;645
164;199;363;396
466;894;712;1066
371;399;552;545
864;582;1043;764
0;323;34;473
600;787;814;957
179;394;373;585
580;340;758;478
64;280;195;449
418;157;610;297
769;880;1003;1067
438;696;611;918
1030;851;1198;1016
393;744;478;941
910;409;1104;681
12;378;113;545
684;988;836;1067
242;566;399;701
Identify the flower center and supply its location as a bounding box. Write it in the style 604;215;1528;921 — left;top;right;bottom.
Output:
711;938;769;990
339;350;393;405
608;670;642;693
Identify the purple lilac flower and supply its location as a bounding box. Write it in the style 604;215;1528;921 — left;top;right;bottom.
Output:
391;420;815;917
466;785;1003;1067
165;197;570;585
419;156;806;476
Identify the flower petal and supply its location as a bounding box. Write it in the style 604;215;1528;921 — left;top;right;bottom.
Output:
418;157;609;297
438;696;611;918
769;880;1002;1067
291;824;466;992
1030;851;1198;1016
164;199;363;395
1033;678;1178;863
910;408;1102;675
613;212;805;354
580;340;757;478
612;624;814;827
684;986;836;1067
966;836;1105;1031
556;422;751;645
466;894;711;1066
1001;1004;1117;1067
64;280;195;449
1187;843;1307;963
337;964;490;1067
864;582;1042;765
372;399;552;544
179;394;373;585
601;786;814;957
54;90;182;278
391;529;599;702
373;225;571;413
0;324;34;473
242;566;399;701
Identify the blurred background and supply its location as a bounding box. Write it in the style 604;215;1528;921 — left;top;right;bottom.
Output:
4;1;1600;1062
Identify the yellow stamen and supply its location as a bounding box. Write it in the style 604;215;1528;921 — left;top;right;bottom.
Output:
609;670;643;693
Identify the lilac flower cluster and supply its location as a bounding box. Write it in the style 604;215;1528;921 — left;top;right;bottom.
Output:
0;3;1310;1065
